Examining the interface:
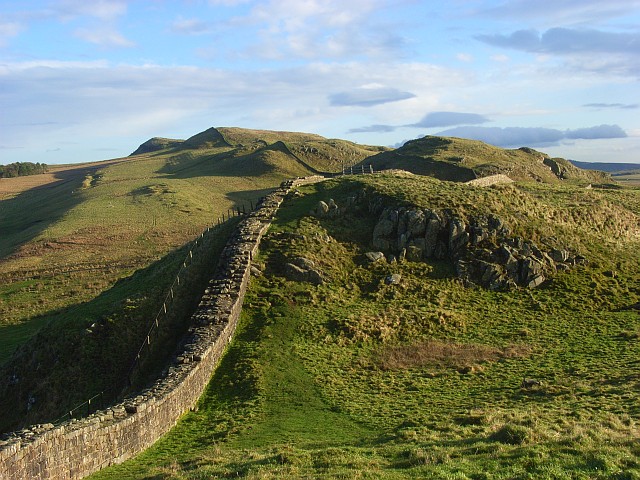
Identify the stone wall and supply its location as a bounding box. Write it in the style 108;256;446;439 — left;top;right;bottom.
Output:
0;176;325;480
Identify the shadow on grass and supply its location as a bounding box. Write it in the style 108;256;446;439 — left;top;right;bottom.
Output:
155;141;322;182
0;220;236;434
225;188;278;212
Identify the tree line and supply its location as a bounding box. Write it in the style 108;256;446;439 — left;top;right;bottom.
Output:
0;162;48;178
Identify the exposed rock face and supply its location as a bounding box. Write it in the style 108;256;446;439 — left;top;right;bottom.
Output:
372;207;399;251
284;257;324;285
369;203;582;290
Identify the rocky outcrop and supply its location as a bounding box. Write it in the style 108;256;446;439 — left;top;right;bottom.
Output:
370;204;582;290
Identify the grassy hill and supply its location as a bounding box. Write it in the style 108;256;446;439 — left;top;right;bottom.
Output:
364;136;611;184
90;172;640;479
2;126;638;473
0;127;390;431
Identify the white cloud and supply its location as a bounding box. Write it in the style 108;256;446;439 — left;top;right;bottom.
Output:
208;0;252;5
456;53;473;62
171;17;212;35
348;124;397;133
476;27;640;78
478;0;640;26
410;112;491;128
329;86;416;107
54;0;129;21
74;27;135;47
220;0;406;61
490;54;510;62
477;28;640;56
0;21;22;46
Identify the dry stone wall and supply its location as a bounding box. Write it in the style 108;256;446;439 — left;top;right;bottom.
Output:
0;176;326;480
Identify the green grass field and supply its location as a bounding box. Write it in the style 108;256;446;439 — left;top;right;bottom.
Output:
91;175;640;479
0;138;303;429
0;128;388;432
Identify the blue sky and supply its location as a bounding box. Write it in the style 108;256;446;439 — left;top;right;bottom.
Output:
1;0;639;164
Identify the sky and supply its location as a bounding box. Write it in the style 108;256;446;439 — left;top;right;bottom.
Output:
1;0;639;165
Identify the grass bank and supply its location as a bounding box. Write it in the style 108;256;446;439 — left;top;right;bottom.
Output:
92;175;640;479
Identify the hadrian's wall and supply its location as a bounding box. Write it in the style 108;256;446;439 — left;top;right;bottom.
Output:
0;175;326;480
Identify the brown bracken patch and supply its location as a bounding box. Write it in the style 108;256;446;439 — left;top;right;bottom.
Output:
377;340;531;371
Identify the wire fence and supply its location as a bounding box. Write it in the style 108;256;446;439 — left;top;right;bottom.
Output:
125;202;255;386
50;200;255;426
54;391;105;424
49;167;378;425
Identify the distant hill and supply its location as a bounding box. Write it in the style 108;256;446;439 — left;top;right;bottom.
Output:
361;135;610;184
570;160;640;174
131;127;389;175
131;129;610;185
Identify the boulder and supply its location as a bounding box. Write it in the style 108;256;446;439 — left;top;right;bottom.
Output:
527;274;545;289
306;269;324;285
550;249;569;263
365;251;386;263
250;266;262;276
374;207;398;236
284;262;324;285
385;273;402;285
292;257;315;270
477;261;504;288
373;207;399;251
519;257;543;286
285;262;305;280
470;226;487;245
398;232;409;250
314;201;329;216
493;245;519;273
488;214;509;236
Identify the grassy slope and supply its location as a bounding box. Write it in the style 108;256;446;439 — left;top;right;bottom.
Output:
0;136;310;429
92;174;640;479
1;125;363;361
0;150;272;359
0;226;237;431
364;136;610;184
0;127;390;431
